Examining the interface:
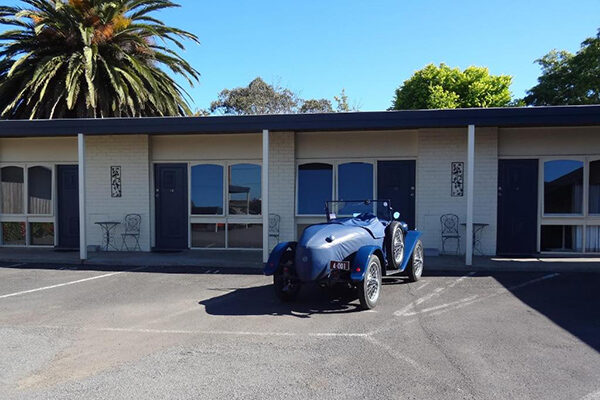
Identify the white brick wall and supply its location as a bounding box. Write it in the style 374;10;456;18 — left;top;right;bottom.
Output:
85;135;151;251
268;131;295;248
416;127;498;255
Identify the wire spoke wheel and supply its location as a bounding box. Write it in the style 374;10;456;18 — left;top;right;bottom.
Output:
358;255;382;309
393;228;405;265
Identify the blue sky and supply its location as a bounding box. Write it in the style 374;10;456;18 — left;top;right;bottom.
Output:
3;1;600;111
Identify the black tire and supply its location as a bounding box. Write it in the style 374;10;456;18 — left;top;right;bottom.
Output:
357;254;382;310
385;221;405;269
273;248;300;302
405;240;424;282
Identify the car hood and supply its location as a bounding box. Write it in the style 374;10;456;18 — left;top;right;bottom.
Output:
295;223;382;282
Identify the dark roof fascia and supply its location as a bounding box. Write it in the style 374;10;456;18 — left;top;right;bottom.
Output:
0;105;598;138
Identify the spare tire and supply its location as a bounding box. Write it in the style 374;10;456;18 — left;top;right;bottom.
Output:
385;221;405;269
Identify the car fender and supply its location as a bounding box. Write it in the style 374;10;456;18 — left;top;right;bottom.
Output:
398;231;423;272
350;245;385;282
264;242;296;276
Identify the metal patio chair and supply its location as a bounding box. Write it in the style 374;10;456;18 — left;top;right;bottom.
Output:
269;213;281;244
440;213;461;255
121;213;142;251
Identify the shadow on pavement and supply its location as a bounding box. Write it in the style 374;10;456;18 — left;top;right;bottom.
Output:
200;283;365;318
494;272;600;352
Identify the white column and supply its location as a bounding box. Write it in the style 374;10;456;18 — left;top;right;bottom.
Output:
466;125;475;266
78;133;87;261
262;129;269;263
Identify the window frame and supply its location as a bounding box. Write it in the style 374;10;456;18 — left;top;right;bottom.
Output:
184;160;263;250
0;163;56;248
538;156;600;254
295;159;376;218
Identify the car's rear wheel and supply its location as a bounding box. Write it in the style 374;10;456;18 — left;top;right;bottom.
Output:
405;240;424;282
274;268;300;302
358;254;382;309
385;221;405;269
273;248;300;302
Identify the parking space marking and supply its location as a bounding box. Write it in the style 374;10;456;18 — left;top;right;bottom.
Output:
394;272;476;317
404;273;561;319
581;389;600;400
0;267;147;300
415;281;430;291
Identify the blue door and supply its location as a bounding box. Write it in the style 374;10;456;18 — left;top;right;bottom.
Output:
497;159;538;255
154;164;188;250
57;165;79;249
377;160;416;229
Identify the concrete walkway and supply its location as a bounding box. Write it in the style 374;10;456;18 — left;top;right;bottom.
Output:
0;248;263;269
1;247;599;273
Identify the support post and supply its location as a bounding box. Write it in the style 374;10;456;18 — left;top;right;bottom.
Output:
78;133;87;261
466;125;475;266
262;129;269;263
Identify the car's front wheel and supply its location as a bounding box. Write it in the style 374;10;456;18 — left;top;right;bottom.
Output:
405;240;424;282
385;221;405;269
357;254;382;309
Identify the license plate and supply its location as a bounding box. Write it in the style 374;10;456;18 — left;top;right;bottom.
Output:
330;261;350;271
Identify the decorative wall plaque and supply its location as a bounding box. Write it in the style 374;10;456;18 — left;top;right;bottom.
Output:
451;162;464;197
111;166;122;198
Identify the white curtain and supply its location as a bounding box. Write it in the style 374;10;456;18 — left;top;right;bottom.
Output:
587;226;600;253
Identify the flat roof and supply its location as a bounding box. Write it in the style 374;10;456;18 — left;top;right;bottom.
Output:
0;105;599;138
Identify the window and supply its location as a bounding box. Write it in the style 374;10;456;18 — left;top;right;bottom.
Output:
191;223;226;248
189;162;262;250
587;226;600;253
338;162;373;215
191;164;223;215
229;164;261;215
1;222;26;245
544;160;583;214
227;224;263;248
541;225;583;252
30;222;54;246
1;166;24;214
590;160;600;214
297;163;332;215
28;166;52;214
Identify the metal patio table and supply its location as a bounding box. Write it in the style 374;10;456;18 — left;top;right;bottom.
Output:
95;221;121;251
461;223;489;255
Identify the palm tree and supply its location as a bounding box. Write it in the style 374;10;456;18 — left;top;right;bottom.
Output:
0;0;200;119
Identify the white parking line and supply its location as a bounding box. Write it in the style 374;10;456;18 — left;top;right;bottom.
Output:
415;281;430;291
395;272;476;317
0;267;146;300
581;389;600;400
409;273;561;318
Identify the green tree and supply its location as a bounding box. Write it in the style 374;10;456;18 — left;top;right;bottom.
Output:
0;0;199;119
210;77;300;115
210;77;358;115
299;98;333;113
524;30;600;106
391;64;513;110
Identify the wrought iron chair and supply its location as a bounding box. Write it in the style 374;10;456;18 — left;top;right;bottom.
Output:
121;214;142;251
269;214;281;244
440;214;461;255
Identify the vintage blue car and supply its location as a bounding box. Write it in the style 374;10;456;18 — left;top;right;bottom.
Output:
264;200;424;309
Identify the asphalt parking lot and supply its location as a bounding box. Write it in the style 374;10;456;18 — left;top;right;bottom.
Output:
0;261;599;400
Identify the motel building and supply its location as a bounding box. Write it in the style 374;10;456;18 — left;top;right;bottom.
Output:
0;105;599;266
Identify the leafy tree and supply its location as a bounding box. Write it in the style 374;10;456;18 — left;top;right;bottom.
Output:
0;0;200;119
391;64;513;110
210;78;358;115
524;30;600;106
299;98;333;113
210;77;300;115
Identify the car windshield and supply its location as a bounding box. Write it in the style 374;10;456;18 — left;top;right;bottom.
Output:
326;200;392;221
